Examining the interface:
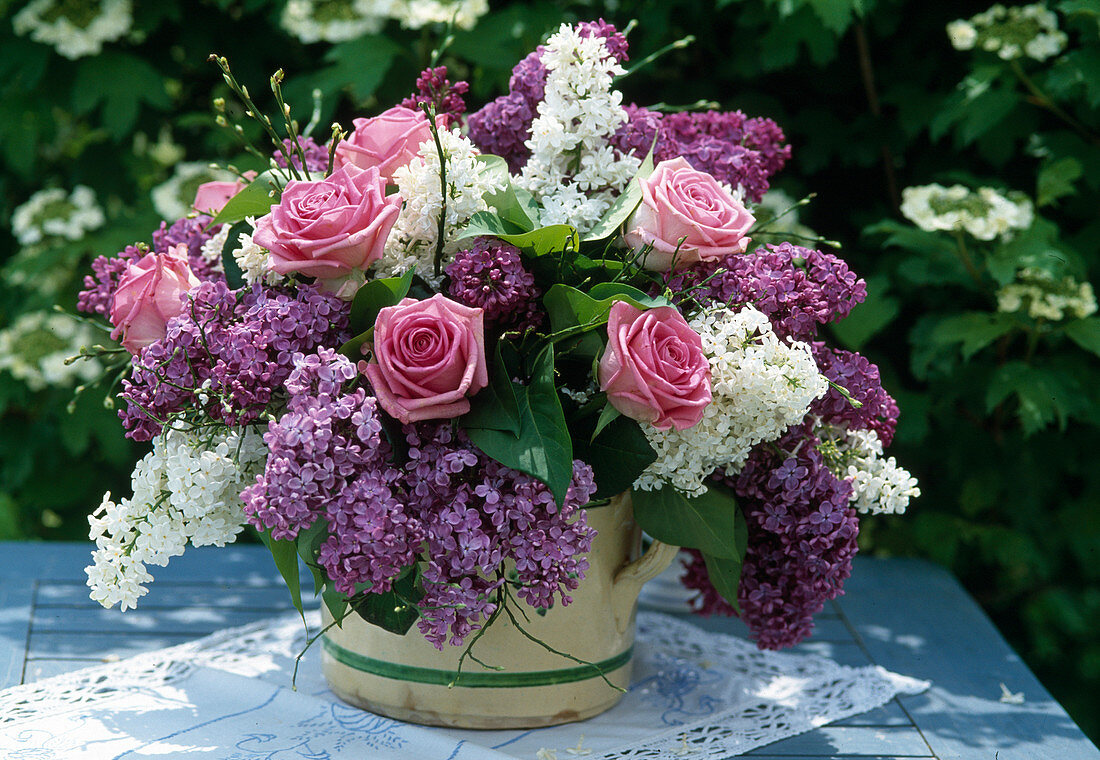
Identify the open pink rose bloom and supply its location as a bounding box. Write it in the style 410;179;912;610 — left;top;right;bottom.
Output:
364;294;489;424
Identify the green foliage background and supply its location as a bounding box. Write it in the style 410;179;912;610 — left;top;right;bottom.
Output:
1;0;1098;741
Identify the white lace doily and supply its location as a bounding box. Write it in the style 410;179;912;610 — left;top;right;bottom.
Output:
0;611;928;759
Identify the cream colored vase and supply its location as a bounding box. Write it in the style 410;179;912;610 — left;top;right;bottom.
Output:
321;491;678;729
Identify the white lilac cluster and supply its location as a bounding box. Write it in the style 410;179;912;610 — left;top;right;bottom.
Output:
819;426;920;515
280;0;486;43
997;268;1098;321
517;23;640;234
396;0;487;29
378;129;504;284
12;0;133;60
86;426;266;610
635;306;828;496
0;311;103;391
947;4;1067;62
151;162;236;222
11;186;105;246
279;0;389;44
900;183;1033;241
230;222;284;287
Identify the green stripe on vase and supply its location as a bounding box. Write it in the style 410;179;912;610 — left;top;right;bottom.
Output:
322;636;633;688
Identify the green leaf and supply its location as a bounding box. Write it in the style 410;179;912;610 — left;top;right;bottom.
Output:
986;362;1081;435
464;345;574;507
584;148;655;241
347;270;414;334
1037;157;1083;207
210;171;283;227
591;401;621;442
480;159;541;233
71;52;171;139
544;283;672;334
295;518;329;596
701;543;746;613
347;565;423;635
457;213;579;256
632;483;742;558
257;528;304;620
828;275;900;349
578;415;656;499
806;0;858;34
931;312;1016;360
1065;318;1100;359
461;343;522;436
313;36;402;102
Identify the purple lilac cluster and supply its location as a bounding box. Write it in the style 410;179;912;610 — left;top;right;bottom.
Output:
445;238;542;333
811;344;900;446
467;20;628;172
400;66;469;127
403;424;597;647
612;108;792;203
243;357;599;648
118;282;350;440
682;423;858;649
152;216;224;282
666;243;867;341
274;136;331;175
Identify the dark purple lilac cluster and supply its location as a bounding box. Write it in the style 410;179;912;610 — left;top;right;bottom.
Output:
445;238;542;333
118;281;350;440
242;354;598;648
400;66;469;127
682;424;858;649
274;136;331;175
666;243;867;341
467;20;628;172
613;108;792;203
152;216;224;282
811;344;900;446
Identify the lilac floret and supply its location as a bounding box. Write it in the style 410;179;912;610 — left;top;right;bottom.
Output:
811;344;900;446
274;136;331;174
152;216;224;282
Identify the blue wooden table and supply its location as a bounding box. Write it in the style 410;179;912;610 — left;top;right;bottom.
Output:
0;542;1096;760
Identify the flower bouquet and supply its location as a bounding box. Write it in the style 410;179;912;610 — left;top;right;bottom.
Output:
75;19;918;727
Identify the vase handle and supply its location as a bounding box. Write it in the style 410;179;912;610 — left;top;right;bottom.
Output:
611;538;680;634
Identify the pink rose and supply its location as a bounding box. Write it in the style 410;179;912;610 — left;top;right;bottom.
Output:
110;245;200;355
623;157;755;272
334;106;435;183
253;163;399;282
598;300;711;431
364;294;489;424
192;171;257;215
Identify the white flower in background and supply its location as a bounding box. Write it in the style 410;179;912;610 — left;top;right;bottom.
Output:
900;183;1033;241
395;0;487;29
151;161;236;223
517;23;640;234
86;426;267;610
0;311;103;391
280;0;393;43
11;186;105;246
12;0;132;60
752;188;818;240
997;268;1098;321
947;4;1067;62
133;126;187;168
818;425;920;515
377;128;504;284
635;306;828;496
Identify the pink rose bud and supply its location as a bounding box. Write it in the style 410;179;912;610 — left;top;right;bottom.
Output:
598;300;711;431
110;245;200;355
623;157;755;272
334;106;437;183
192;178;246;216
253;163;400;284
365;294;489;424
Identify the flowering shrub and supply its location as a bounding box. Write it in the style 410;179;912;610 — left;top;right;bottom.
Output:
69;20;915;657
